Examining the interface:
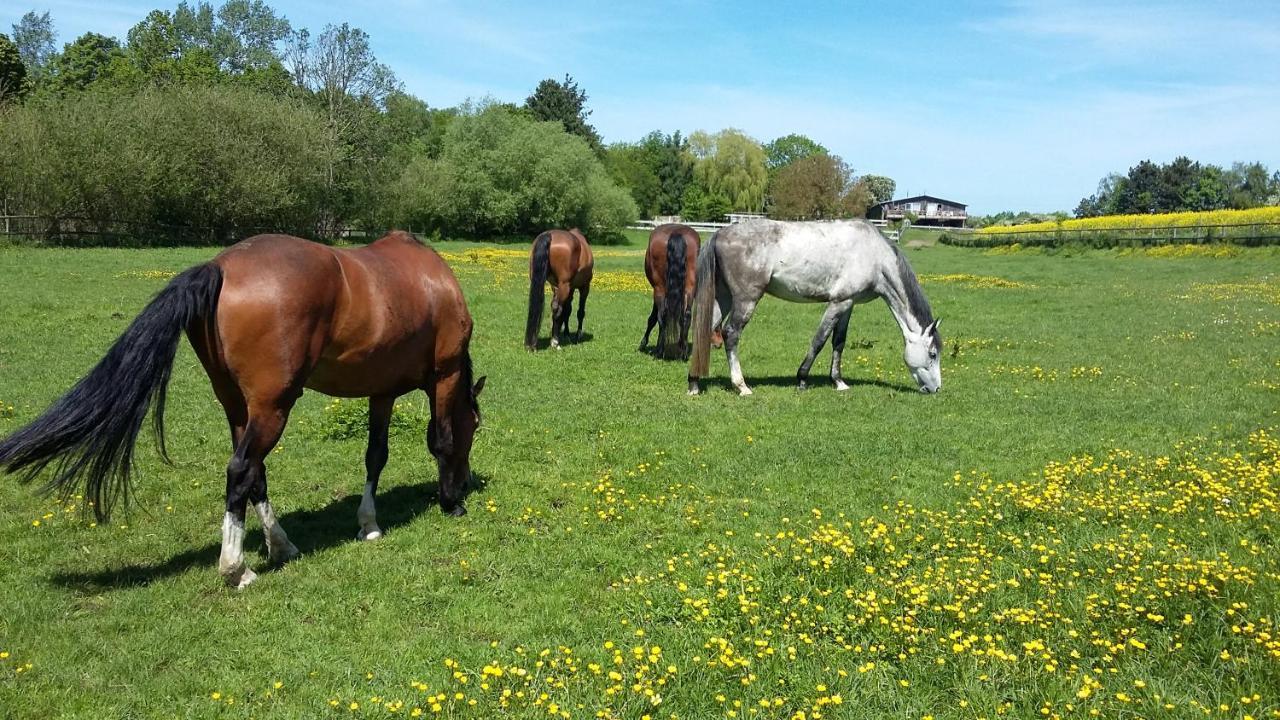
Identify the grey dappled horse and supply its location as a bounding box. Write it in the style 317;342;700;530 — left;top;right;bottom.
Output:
687;219;942;396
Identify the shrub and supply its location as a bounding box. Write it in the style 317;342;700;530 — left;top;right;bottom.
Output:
0;85;329;245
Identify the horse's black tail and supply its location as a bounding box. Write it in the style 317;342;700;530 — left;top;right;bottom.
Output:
660;232;687;359
687;231;717;392
525;232;552;350
0;263;222;522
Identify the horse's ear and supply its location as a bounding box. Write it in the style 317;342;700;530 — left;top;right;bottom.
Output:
473;376;486;397
928;319;941;335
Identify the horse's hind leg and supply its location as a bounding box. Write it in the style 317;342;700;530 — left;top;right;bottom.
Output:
639;293;660;352
575;284;589;341
679;291;694;360
357;395;394;541
829;304;854;391
797;300;853;390
549;282;571;349
221;398;297;588
723;295;761;396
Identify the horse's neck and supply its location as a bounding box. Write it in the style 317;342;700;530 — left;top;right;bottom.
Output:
876;266;926;337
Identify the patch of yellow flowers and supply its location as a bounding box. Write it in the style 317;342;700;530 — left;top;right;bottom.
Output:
190;429;1278;719
919;273;1034;289
977;206;1280;235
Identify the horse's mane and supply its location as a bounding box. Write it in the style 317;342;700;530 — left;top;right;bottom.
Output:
884;238;937;348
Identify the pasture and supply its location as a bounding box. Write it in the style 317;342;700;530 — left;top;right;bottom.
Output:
1;236;1278;719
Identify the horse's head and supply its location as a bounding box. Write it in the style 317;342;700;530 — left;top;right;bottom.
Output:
903;319;942;393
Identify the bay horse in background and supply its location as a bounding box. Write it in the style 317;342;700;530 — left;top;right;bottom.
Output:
0;231;485;588
525;228;594;350
688;219;941;396
639;223;700;359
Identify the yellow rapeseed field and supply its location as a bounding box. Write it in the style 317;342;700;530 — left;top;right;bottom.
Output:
978;207;1280;235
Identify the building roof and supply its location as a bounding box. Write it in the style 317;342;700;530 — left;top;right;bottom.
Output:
873;194;967;209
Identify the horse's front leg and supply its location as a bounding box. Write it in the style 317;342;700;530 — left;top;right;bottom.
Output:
427;374;470;517
357;395;394;541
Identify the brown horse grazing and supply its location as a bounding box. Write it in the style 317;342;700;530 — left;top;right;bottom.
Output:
525;228;594;350
0;231;484;588
639;223;700;359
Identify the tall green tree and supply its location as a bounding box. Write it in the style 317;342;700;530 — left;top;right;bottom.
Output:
769;153;871;220
763;133;826;173
288;22;400;232
647;131;692;216
860;174;896;204
604;142;661;218
0;33;28;102
10;11;55;84
687;129;768;213
46;33;126;93
523;74;601;151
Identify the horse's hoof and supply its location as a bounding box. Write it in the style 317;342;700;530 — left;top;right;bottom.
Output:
270;541;301;565
222;564;257;590
737;386;754;397
834;381;851;392
357;526;383;541
446;505;467;517
797;381;808;391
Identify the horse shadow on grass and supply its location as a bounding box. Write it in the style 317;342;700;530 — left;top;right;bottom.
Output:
531;332;594;351
701;375;916;394
48;473;489;592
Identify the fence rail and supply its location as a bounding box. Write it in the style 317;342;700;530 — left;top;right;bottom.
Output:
942;222;1280;248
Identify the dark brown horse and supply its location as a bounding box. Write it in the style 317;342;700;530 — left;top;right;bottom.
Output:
0;231;484;588
525;228;594;350
639;223;700;359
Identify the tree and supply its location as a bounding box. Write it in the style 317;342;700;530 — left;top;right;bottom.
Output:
0;85;329;243
860;174;896;204
0;33;28;103
289;22;401;232
1225;161;1273;209
212;0;291;72
523;74;601;151
11;11;55;84
384;103;635;237
769;153;871;220
47;33;125;93
763;133;826;173
644;130;692;215
686;129;768;213
680;184;731;223
604;143;661;218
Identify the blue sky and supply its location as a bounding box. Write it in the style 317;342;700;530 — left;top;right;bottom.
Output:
6;0;1280;214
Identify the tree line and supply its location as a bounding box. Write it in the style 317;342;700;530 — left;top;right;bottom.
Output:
1075;158;1279;218
0;2;895;245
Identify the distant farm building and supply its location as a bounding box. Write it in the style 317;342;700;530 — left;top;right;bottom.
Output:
868;195;967;227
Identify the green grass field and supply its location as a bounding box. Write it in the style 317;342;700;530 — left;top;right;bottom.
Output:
1;236;1278;719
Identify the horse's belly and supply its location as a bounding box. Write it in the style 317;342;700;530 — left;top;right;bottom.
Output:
305;351;427;398
765;264;842;302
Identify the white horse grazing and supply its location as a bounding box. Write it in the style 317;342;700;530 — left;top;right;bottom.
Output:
687;219;941;396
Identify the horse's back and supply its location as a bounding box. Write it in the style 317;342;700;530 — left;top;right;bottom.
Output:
718;220;890;303
647;224;699;288
547;229;593;286
208;231;469;398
